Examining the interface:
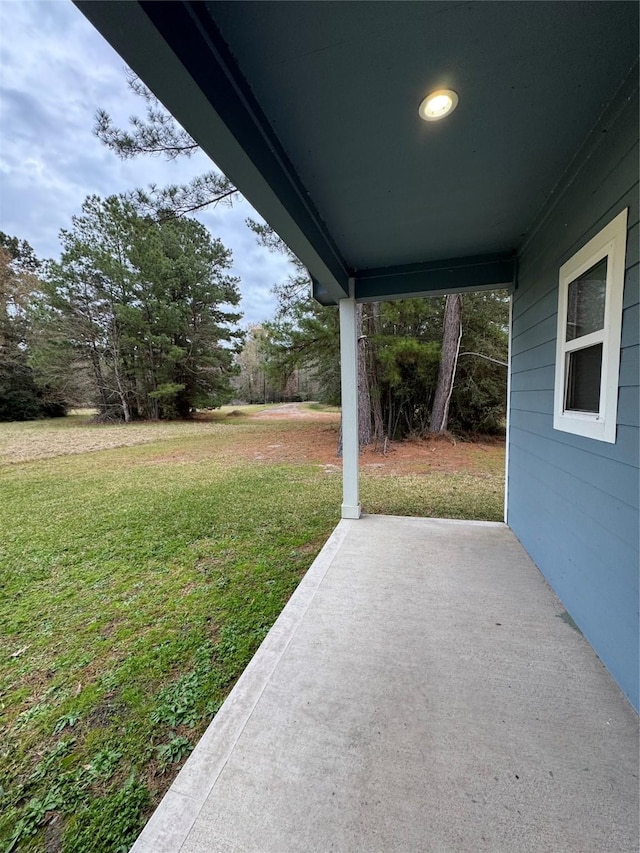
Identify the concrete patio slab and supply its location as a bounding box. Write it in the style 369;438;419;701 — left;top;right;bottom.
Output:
132;516;639;853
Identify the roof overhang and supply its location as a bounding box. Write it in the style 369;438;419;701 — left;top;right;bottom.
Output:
75;1;638;304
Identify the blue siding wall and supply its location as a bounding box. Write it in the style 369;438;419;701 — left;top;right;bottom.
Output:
508;73;639;710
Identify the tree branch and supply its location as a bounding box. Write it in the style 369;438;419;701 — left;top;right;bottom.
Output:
458;351;508;367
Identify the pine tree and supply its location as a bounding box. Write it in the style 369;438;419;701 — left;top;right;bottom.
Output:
42;196;242;421
94;71;236;219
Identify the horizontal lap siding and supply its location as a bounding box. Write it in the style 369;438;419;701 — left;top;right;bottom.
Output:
508;74;640;709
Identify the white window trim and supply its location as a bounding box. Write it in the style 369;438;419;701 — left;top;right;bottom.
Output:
553;208;628;444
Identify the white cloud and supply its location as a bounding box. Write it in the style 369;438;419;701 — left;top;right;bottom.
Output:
0;0;297;324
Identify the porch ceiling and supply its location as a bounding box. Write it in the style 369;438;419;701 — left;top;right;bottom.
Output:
76;1;639;303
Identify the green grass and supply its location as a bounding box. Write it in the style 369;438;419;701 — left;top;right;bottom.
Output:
361;470;503;518
0;413;503;851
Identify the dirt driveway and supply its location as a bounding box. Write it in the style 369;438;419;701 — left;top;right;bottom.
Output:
252;403;339;420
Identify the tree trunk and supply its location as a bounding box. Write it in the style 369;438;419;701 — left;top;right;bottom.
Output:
429;294;463;433
110;330;131;423
368;302;385;443
88;343;112;415
357;303;372;447
113;364;131;423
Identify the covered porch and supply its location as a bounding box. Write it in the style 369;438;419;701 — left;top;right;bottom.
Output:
131;515;639;852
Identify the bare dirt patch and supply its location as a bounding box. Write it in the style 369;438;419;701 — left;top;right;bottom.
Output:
360;434;504;476
228;405;504;475
202;414;503;476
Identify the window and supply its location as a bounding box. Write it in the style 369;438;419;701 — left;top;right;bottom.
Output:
553;208;628;443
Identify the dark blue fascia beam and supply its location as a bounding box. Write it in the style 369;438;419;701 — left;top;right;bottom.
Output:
313;254;515;305
75;0;350;303
353;254;516;303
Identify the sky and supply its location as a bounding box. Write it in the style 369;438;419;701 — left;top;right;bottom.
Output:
0;0;296;325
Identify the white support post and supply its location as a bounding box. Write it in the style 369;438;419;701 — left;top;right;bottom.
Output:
339;290;361;519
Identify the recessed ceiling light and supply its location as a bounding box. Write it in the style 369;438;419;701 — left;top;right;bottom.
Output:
419;89;459;122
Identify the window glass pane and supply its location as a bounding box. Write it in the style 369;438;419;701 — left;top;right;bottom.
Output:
564;343;603;413
566;258;607;341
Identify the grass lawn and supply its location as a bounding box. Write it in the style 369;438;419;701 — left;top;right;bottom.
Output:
0;408;504;852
